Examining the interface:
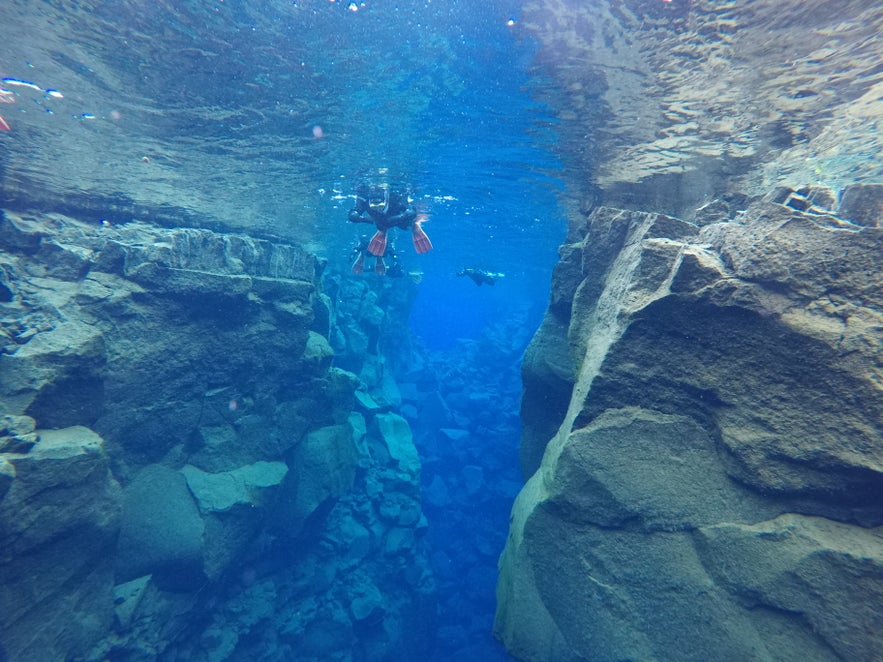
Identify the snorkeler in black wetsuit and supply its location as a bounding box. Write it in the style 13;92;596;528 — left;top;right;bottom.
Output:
457;268;505;286
348;182;432;256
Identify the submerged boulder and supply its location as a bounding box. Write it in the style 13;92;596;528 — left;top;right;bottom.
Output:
375;413;421;478
182;461;288;514
276;424;359;537
116;464;205;591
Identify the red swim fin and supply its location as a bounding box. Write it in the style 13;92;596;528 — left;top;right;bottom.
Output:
367;230;387;256
375;256;386;275
351;253;365;275
412;222;432;254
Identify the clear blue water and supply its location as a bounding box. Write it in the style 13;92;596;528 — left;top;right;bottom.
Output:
308;6;567;659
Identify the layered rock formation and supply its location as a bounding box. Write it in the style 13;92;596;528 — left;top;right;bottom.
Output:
495;185;883;660
0;210;434;661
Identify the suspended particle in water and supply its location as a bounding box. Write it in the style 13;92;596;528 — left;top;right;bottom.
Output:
347;2;359;11
507;18;516;27
312;125;324;138
228;399;239;412
110;109;122;121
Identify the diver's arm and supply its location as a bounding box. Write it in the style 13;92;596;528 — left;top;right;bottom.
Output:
348;200;373;223
387;207;416;228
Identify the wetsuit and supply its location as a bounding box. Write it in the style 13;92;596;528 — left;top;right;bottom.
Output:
348;185;417;231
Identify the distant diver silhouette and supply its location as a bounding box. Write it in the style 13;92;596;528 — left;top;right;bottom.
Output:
457;268;504;286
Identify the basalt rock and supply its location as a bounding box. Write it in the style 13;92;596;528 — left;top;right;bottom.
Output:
116;464;206;591
0;211;323;477
497;189;883;661
0;210;367;659
0;426;121;662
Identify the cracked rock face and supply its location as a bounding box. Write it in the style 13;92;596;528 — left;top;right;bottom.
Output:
0;211;328;659
496;189;883;661
0;211;320;476
0;425;121;661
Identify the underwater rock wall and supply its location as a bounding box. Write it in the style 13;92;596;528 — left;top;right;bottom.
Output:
496;185;883;661
0;211;434;661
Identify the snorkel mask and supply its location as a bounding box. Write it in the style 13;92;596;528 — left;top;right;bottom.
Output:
368;185;390;214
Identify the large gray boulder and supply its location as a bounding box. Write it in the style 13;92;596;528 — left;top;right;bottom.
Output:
276;424;359;537
182;461;288;514
116;464;206;591
181;461;289;579
497;191;883;660
375;412;421;479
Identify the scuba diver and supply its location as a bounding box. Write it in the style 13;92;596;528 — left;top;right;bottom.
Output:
457;268;505;287
351;235;405;276
348;182;432;257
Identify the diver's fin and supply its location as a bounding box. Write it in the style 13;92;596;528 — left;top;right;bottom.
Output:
412;222;432;254
375;256;387;275
351;253;365;275
367;230;387;257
